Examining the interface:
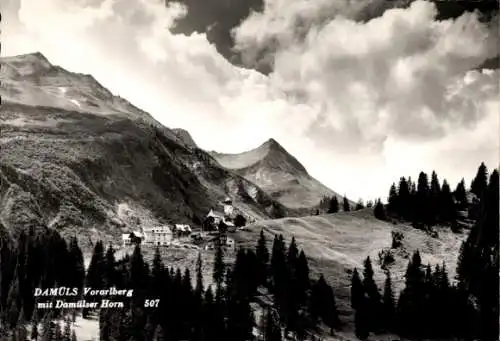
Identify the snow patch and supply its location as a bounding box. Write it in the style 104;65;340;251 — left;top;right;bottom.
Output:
59;87;67;94
247;184;259;201
69;99;81;107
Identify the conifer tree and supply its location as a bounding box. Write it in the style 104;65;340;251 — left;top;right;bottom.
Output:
313;275;340;334
287;237;299;274
84;241;106;316
68;237;85;299
397;177;411;219
355;199;365;211
459;168;499;340
350;268;364;310
264;308;282;341
31;319;39;341
256;230;270;287
151;247;165;297
226;263;255;341
6;274;20;329
270;235;286;291
104;244;117;288
328;197;339;214
454;178;468;210
354;303;369;340
440;180;456;222
270;235;288;324
398;250;426;338
470;162;488;198
362;257;382;332
388;183;398;213
342;196;350;212
181;268;194;327
195;252;204;297
296;251;310;307
129;244;149;303
416;172;430;225
203;285;224;341
86;241;106;288
213;239;225;289
373;199;387;220
429;171;441;223
382;271;395;332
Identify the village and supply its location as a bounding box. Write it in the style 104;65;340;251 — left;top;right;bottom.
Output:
121;197;250;253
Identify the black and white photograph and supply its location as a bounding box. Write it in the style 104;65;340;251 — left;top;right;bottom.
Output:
0;0;498;340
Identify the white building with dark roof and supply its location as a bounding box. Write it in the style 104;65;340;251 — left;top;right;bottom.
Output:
142;226;173;246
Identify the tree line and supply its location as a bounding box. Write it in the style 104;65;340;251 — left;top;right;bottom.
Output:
318;195;367;214
0;227;85;340
0;226;342;341
379;163;490;228
353;165;498;340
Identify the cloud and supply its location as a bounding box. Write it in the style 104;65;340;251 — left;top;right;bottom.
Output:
2;0;498;200
240;1;497;147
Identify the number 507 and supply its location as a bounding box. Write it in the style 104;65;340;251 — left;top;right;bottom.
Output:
144;299;160;308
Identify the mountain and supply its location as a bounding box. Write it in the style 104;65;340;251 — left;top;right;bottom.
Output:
0;52;288;246
209;138;342;210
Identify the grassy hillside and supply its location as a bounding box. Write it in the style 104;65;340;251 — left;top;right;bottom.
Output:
232;209;467;323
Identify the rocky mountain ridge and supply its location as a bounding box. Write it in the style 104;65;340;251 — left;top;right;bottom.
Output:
0;52;288;246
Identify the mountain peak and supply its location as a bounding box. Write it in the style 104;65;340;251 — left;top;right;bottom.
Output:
209;138;338;209
2;51;51;65
265;137;279;145
28;52;49;62
261;138;286;154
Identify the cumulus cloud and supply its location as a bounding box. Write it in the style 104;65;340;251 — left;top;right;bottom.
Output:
1;0;498;200
238;1;498;147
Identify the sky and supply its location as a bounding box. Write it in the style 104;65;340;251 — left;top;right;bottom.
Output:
1;0;499;202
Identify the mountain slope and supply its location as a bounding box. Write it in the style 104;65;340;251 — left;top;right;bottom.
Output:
210;138;342;210
0;52;287;245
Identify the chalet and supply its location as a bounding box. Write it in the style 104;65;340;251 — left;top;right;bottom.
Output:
204;235;235;251
121;231;143;247
143;226;173;246
206;209;223;224
173;224;192;236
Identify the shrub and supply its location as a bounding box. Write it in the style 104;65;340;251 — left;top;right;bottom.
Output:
378;249;395;270
234;214;247;227
391;231;404;249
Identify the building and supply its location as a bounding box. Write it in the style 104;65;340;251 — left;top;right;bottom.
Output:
143;226;173;246
122;234;131;247
173;224;192;235
122;231;143;247
223;197;234;217
207;209;223;224
225;237;235;250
